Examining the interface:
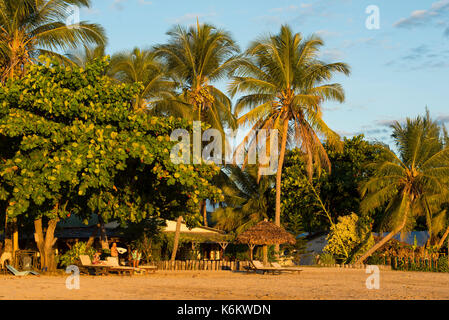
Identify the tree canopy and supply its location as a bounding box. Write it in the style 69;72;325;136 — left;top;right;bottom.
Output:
0;56;224;268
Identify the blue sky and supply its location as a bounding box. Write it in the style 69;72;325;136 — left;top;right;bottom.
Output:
80;0;449;147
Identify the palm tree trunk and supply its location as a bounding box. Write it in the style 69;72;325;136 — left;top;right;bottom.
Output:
436;225;449;249
274;120;289;253
355;201;409;264
170;216;183;263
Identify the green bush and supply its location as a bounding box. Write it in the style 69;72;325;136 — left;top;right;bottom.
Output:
366;254;386;265
323;213;374;263
59;242;96;267
319;252;336;265
437;257;449;273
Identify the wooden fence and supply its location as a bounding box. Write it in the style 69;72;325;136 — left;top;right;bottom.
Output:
154;260;251;271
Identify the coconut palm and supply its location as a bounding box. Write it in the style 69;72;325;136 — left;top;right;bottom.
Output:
154;21;242;227
0;0;106;81
66;43;106;68
154;20;241;132
229;25;350;232
211;165;273;234
109;47;176;112
355;111;449;263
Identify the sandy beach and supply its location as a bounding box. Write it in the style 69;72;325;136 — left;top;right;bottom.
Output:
1;267;448;300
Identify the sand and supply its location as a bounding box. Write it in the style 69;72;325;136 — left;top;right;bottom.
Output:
1;267;448;300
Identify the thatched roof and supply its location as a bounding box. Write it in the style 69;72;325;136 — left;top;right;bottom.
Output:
235;220;296;245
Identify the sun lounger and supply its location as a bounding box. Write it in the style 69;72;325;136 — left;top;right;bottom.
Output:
270;262;302;274
104;257;136;275
6;264;40;276
138;265;158;274
245;260;283;275
78;255;111;275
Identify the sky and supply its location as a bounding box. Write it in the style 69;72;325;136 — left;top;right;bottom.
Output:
78;0;449;147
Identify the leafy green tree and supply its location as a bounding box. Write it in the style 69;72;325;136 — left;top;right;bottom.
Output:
356;111;449;263
323;213;374;263
229;25;350;238
0;57;223;270
280;135;387;233
0;0;106;81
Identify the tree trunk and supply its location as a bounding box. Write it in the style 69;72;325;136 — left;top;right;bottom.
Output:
12;221;19;254
3;213;12;255
86;226;99;248
98;216;109;251
170;216;183;262
34;218;59;271
355;201;409;264
274;120;289;253
262;245;268;266
201;201;208;227
436;225;449;249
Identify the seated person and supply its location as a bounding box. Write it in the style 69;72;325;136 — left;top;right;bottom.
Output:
92;251;102;264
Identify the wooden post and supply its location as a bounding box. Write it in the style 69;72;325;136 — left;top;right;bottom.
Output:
262;245;268;266
248;243;256;261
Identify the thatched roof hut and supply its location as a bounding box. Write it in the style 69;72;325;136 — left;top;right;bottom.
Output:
236;220;296;265
236;220;296;245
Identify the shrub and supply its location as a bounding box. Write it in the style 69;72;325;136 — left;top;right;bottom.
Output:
366;254;386;265
437;257;449;273
319;252;336;265
59;242;96;267
323;213;374;263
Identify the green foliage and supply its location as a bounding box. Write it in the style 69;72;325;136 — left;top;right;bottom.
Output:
360;109;449;242
319;252;336;265
121;217;165;263
0;57;224;227
323;213;374;263
0;0;106;81
59;241;96;267
437;256;449;273
211;165;273;234
279;135;387;233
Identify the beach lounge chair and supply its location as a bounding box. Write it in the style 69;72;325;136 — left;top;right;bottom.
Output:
245;260;283;275
104;257;136;276
78;255;110;275
270;262;302;274
105;257;157;275
6;265;40;276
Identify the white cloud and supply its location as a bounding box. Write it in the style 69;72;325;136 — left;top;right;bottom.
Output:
394;0;449;30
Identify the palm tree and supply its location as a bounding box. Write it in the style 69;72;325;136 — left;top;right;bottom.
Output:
0;0;106;81
229;25;350;234
66;43;106;68
154;20;242;227
355;111;449;263
154;20;241;132
109;47;176;112
211;165;273;234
